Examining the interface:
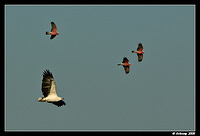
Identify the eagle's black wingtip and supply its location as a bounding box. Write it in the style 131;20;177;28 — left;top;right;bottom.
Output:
43;69;53;78
52;100;66;107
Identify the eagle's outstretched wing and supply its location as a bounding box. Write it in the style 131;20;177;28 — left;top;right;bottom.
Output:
41;70;57;97
51;100;66;107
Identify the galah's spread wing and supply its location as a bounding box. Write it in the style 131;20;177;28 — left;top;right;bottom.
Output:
50;35;56;39
51;22;57;32
137;54;143;62
122;57;129;63
123;66;130;74
137;43;143;51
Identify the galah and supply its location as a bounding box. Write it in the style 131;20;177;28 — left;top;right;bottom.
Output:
46;22;59;39
118;57;131;74
132;43;145;62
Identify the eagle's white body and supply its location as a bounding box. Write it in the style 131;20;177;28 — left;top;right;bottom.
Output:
38;70;65;107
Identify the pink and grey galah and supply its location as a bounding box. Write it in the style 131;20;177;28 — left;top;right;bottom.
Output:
118;57;131;74
132;43;145;62
46;22;59;39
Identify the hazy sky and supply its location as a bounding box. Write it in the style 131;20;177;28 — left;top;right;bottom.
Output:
5;5;195;131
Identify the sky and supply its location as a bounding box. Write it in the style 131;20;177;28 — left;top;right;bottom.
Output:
5;5;195;131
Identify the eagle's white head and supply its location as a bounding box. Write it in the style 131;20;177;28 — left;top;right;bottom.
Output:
37;97;43;102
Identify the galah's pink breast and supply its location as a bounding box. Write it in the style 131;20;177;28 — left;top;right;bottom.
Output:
123;63;131;66
50;32;59;35
137;51;144;54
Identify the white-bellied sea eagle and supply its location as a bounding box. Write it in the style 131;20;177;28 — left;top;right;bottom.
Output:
37;70;66;107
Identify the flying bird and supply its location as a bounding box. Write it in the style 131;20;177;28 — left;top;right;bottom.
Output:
132;43;145;62
46;22;59;39
118;57;131;74
37;70;66;107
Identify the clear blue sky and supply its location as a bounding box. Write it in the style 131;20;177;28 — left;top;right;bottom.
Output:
5;5;195;131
